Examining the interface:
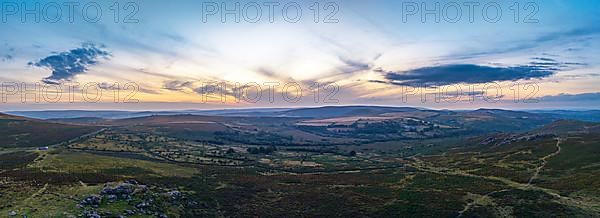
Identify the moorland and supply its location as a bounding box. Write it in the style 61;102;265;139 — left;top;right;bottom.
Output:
1;106;599;217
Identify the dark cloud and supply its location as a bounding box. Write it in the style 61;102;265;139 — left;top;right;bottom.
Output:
193;83;242;98
97;82;120;90
463;91;486;96
2;54;12;62
527;57;586;71
29;43;110;84
532;57;557;62
563;62;587;66
533;92;600;102
163;80;240;97
194;84;227;95
163;80;194;91
377;64;554;88
436;90;505;101
529;62;560;67
368;79;388;84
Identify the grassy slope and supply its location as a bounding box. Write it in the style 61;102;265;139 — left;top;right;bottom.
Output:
0;113;100;148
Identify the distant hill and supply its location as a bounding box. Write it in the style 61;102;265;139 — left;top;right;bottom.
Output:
447;109;555;133
8;107;599;122
7;106;420;120
0;113;100;148
273;106;422;118
47;117;113;125
528;110;600;122
532;120;600;135
5;108;292;120
3;106;427;119
6;106;599;140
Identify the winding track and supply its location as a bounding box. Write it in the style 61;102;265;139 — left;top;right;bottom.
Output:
455;138;575;217
527;138;562;186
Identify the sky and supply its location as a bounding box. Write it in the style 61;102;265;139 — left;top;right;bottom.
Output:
0;0;599;111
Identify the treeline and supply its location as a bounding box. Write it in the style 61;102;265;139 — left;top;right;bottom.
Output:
246;146;277;154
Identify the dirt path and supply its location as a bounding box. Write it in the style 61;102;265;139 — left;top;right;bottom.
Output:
456;189;511;218
527;138;561;186
410;140;600;216
47;128;107;148
25;183;48;201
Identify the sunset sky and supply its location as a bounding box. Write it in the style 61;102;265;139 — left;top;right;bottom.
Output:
1;0;599;110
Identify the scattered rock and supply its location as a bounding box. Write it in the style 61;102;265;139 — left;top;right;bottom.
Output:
167;190;181;199
187;200;198;207
124;209;136;215
80;195;102;206
101;183;134;196
135;201;150;209
76;181;188;217
107;194;117;202
81;210;101;218
124;180;138;185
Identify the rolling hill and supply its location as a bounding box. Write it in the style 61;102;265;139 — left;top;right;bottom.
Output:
0;113;101;148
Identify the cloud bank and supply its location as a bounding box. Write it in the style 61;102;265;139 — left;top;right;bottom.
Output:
375;63;557;87
533;92;600;102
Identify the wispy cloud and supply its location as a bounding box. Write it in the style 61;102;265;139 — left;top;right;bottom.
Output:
337;56;374;74
1;42;15;62
534;26;600;44
2;54;12;62
29;43;110;84
440;26;600;62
